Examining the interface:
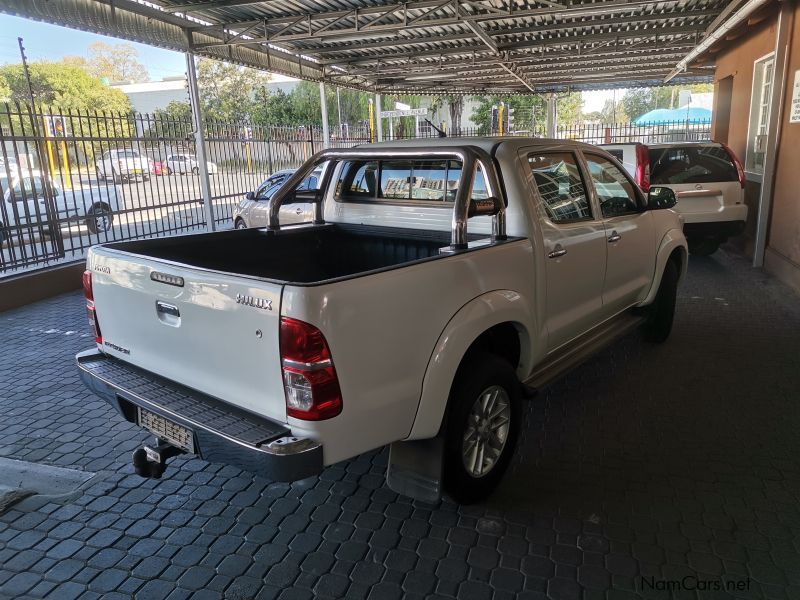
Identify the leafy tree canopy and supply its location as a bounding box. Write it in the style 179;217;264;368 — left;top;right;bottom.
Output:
621;83;713;121
0;61;131;113
65;42;149;84
470;93;584;134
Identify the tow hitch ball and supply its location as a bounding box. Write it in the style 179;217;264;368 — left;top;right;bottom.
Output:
132;441;184;479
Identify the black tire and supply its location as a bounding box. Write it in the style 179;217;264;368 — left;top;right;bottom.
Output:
86;204;113;234
0;222;8;246
167;167;174;176
95;167;105;182
192;166;199;175
234;218;248;230
143;175;151;182
642;260;679;343
111;170;121;185
688;238;719;256
443;352;521;504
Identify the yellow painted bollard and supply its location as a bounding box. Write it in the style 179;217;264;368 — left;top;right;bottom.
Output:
60;140;72;189
46;139;57;181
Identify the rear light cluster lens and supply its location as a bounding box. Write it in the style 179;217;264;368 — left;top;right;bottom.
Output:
280;317;342;421
720;142;746;189
83;270;103;345
635;143;650;192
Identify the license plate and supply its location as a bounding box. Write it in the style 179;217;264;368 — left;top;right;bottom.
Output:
137;407;193;452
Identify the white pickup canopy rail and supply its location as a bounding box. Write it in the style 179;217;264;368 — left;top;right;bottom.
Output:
267;145;507;249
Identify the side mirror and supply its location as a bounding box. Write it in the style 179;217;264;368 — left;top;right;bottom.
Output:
245;191;255;201
647;186;677;210
468;196;503;217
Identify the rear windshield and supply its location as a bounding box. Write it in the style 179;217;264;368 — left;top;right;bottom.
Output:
649;146;737;185
336;159;485;203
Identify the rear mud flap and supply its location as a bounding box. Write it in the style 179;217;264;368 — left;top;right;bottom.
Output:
386;436;444;503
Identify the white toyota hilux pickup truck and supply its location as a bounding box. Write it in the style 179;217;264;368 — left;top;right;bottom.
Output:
77;138;687;503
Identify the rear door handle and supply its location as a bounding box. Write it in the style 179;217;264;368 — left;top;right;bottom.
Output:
607;231;621;243
548;245;567;259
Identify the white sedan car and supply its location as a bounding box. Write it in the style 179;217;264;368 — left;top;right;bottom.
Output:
165;154;218;175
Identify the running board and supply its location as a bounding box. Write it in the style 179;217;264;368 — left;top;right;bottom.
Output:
525;312;645;390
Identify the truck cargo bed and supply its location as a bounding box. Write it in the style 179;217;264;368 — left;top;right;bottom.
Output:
105;223;454;285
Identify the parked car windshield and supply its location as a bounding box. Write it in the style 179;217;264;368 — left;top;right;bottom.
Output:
649;145;738;185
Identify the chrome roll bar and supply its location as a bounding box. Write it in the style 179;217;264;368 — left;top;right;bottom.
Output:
267;145;507;248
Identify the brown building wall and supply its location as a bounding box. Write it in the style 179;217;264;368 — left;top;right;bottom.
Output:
766;3;800;291
711;4;800;293
712;17;777;246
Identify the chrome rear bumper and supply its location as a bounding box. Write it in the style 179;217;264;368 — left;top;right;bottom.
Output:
76;349;323;482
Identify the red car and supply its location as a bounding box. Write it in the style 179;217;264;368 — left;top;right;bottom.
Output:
148;158;166;176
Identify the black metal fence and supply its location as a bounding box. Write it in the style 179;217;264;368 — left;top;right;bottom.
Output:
0;103;710;277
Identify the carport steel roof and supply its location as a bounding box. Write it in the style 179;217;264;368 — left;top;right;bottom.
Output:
0;0;735;94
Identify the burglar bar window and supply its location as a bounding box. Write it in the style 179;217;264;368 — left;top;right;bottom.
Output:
745;54;775;175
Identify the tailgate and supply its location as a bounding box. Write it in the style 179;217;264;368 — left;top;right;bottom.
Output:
670;182;739;217
89;248;287;422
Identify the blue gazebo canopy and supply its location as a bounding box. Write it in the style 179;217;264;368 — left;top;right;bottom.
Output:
633;106;712;125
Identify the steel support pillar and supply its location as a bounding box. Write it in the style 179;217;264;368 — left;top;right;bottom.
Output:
545;93;557;138
319;82;331;149
753;1;792;268
375;94;384;142
185;52;215;231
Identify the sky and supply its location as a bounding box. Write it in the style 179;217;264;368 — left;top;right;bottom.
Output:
0;14;186;79
0;13;623;108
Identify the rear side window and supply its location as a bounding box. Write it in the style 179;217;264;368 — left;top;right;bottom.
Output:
528;152;592;222
607;149;624;162
649;146;738;185
337;159;480;204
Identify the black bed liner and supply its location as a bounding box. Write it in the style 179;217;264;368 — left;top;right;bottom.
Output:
104;223;508;285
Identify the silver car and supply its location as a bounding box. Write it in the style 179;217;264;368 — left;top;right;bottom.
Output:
233;168;322;229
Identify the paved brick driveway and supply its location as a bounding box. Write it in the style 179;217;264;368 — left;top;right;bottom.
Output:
1;249;800;600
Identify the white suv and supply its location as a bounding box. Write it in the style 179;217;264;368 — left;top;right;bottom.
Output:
95;149;150;183
602;142;747;256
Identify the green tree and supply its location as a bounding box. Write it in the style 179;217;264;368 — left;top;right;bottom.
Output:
84;41;149;83
0;61;133;163
197;59;270;122
621;84;714;121
600;98;627;123
0;61;131;113
470;93;583;134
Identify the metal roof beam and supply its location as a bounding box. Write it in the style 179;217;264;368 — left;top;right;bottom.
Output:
316;25;703;64
331;45;697;77
462;18;536;92
188;0;693;46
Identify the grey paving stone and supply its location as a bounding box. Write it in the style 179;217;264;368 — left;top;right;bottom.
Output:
1;251;800;600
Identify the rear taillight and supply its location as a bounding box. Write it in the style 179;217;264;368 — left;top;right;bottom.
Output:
280;317;342;421
634;143;650;192
720;142;746;189
83;270;102;345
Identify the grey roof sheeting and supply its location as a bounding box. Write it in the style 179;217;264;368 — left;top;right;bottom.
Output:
0;0;729;93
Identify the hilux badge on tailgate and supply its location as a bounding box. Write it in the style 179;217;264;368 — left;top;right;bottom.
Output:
236;293;273;311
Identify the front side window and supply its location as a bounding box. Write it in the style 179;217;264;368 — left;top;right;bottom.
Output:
528;152;592;223
584;155;639;218
746;54;775;174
